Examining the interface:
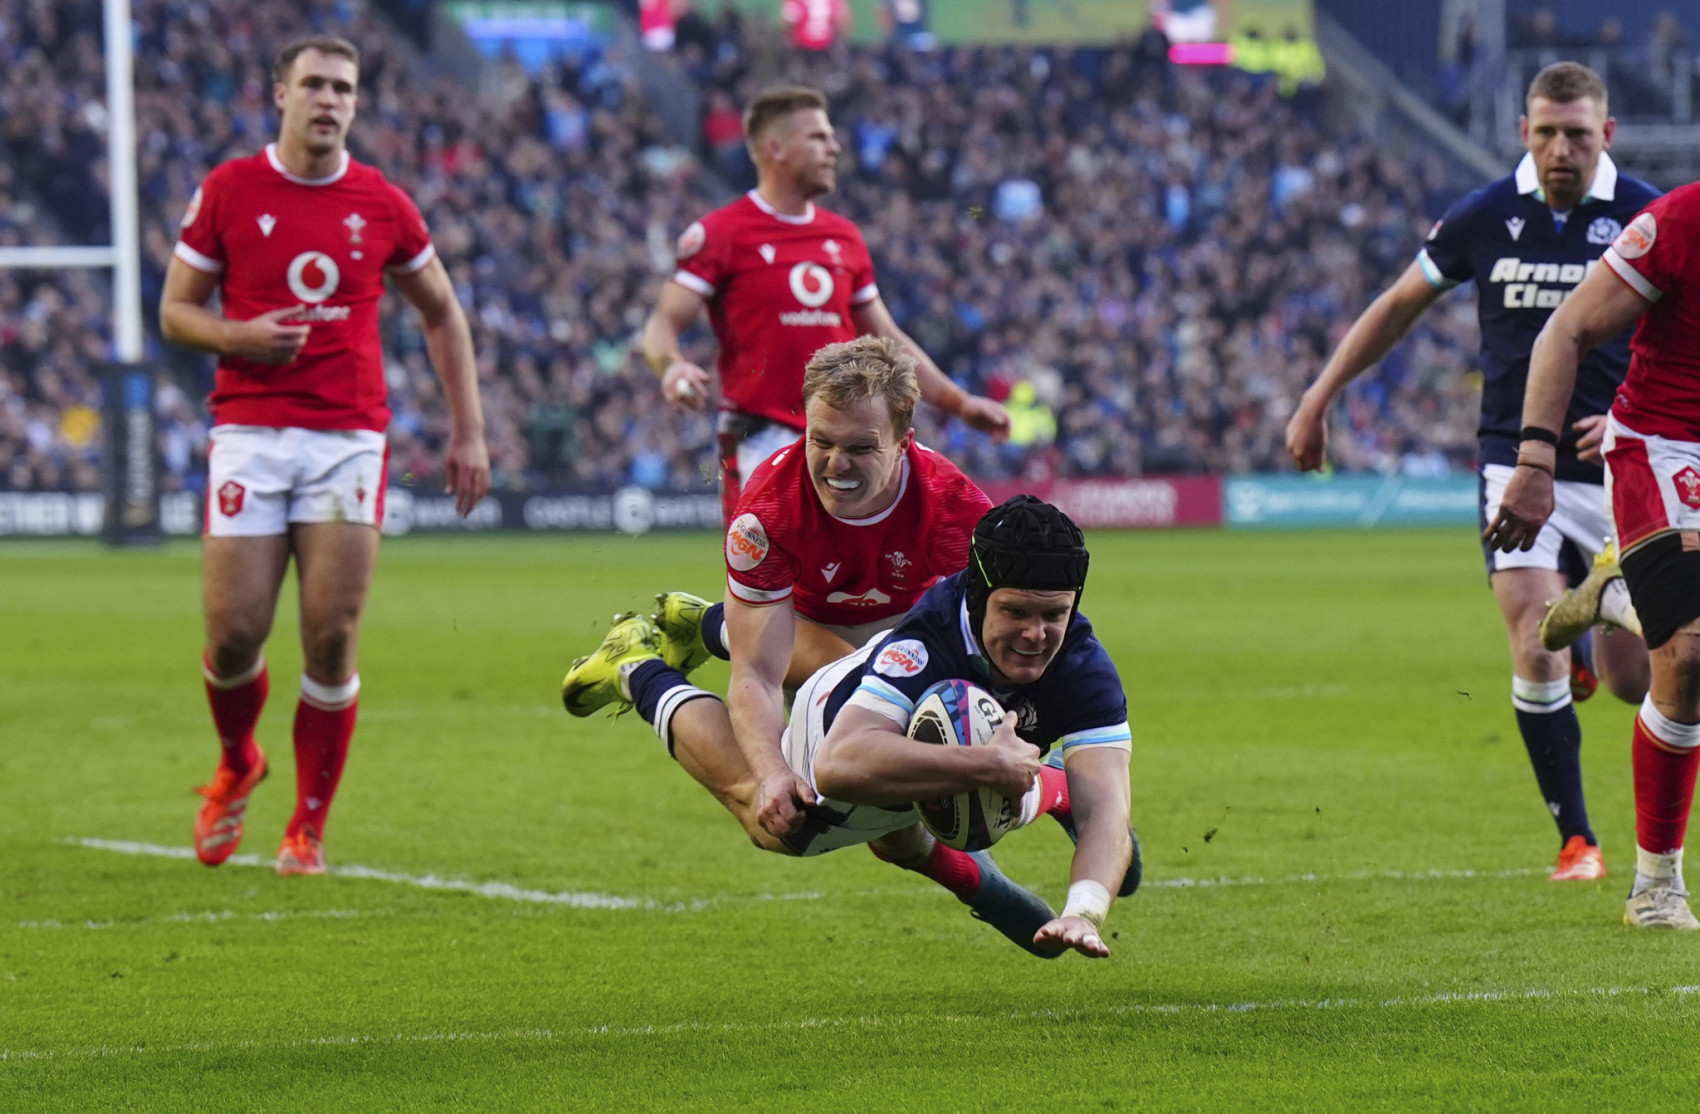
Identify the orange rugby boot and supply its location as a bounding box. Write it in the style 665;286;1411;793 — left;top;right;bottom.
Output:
276;828;327;876
193;749;268;865
1549;835;1606;882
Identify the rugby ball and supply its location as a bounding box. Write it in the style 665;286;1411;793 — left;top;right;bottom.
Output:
907;679;1019;851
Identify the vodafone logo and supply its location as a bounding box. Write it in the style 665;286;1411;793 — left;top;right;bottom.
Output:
725;512;769;571
287;251;341;303
788;261;835;308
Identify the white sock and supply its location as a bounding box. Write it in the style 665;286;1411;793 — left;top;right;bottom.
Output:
1601;577;1638;629
1634;845;1685;895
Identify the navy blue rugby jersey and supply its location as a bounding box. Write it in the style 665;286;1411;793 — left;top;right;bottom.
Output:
822;572;1131;759
1417;153;1660;482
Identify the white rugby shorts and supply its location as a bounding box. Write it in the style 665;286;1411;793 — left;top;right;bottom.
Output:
1479;463;1613;573
1603;415;1700;552
731;419;801;488
205;425;387;537
780;636;918;856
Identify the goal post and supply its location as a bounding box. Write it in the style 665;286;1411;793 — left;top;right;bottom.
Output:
0;0;153;543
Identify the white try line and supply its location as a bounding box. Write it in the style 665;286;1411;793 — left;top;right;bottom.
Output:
6;983;1699;1063
69;838;824;912
68;838;1550;913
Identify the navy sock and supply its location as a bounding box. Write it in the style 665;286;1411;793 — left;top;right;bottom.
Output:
627;659;689;725
1514;705;1595;845
701;602;730;660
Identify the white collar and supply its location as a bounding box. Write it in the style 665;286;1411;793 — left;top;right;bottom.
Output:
1514;151;1617;202
747;189;815;225
266;143;350;186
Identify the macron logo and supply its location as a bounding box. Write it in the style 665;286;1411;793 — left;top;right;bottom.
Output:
1505;217;1525;242
821;561;841;583
258;214;276;237
759;244;776;264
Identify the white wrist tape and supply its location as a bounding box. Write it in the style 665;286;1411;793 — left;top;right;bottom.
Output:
1061;880;1112;929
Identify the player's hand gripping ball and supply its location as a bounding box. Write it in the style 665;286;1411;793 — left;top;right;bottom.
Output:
908;679;1019;850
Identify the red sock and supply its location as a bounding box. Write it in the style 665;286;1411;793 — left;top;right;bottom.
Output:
1633;714;1700;855
870;841;982;901
1037;764;1071;820
203;653;267;776
288;675;360;839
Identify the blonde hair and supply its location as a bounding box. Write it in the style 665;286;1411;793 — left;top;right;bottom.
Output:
802;336;920;436
743;85;828;149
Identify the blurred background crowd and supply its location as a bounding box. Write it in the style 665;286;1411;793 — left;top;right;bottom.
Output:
6;0;1686;497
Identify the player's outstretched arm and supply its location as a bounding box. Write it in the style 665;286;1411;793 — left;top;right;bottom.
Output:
1285;261;1444;471
852;298;1010;439
642;283;712;411
394;256;490;516
814;708;1039;806
1487;264;1652;553
725;594;816;836
1033;746;1131;959
159;258;311;365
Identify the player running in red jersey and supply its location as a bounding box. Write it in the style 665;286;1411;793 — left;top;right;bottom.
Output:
160;36;489;876
640;85;1008;523
563;336;997;846
1489;182;1700;928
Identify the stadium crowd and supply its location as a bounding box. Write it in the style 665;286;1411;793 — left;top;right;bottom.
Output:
0;0;1488;495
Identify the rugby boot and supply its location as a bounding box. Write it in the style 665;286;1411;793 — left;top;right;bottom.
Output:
1624;882;1700;930
1540;541;1643;651
276;828;326;876
193;748;268;866
964;850;1062;958
652;590;714;676
1549;835;1606;881
561;612;661;717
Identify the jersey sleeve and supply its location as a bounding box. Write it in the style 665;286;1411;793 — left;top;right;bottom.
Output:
1603;193;1687;304
384;182;436;274
724;510;801;604
173;172;226;274
671;215;725;299
1415;192;1479;290
844;632;953;726
1048;639;1133;762
846;224;879;306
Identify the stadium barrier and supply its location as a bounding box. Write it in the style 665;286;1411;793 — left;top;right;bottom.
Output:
0;474;1483;537
1224;474;1478;529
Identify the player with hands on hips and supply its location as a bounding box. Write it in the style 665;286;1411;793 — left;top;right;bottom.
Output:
160;35;489;876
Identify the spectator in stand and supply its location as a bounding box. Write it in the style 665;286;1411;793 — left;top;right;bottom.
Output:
5;0;1494;500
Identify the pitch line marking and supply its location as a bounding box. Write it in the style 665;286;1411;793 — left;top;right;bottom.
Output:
7;984;1700;1062
69;838;1549;912
69;839;825;911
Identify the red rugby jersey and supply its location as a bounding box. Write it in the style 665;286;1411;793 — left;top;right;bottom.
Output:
1604;184;1700;440
672;191;878;431
174;144;435;431
724;439;991;627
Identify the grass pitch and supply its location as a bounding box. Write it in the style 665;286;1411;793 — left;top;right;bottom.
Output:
3;528;1696;1110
